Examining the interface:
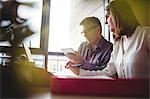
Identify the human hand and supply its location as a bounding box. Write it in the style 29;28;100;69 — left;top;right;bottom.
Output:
65;61;80;75
66;51;84;64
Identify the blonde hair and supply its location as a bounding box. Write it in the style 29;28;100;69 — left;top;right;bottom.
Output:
106;0;139;40
80;17;102;32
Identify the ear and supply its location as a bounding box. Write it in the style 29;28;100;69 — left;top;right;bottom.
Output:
97;26;102;34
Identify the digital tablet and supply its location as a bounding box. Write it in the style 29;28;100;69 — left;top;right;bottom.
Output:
61;48;76;55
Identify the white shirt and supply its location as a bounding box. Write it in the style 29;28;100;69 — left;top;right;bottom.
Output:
79;26;150;79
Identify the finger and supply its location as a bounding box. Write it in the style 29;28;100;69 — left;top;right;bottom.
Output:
65;63;73;69
66;61;72;65
68;66;79;75
74;51;79;55
65;65;70;69
65;62;69;68
67;52;76;55
66;53;75;59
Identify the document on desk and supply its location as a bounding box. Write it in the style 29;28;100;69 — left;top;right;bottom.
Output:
55;75;113;79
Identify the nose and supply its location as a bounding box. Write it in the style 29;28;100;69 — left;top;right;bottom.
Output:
84;32;90;37
84;33;91;41
82;32;88;38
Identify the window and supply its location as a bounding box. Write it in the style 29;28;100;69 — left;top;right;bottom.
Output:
17;0;43;48
48;0;109;74
0;0;47;67
0;0;43;48
48;0;74;52
48;0;109;52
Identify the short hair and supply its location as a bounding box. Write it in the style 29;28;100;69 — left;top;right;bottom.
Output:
106;0;139;39
80;17;102;30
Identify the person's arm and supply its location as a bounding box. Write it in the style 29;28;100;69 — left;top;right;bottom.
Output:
79;53;117;77
80;44;113;70
79;60;106;70
65;42;87;64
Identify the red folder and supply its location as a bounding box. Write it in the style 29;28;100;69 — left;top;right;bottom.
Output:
51;76;149;98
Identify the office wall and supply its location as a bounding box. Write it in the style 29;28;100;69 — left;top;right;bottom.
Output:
68;0;149;50
69;0;106;50
149;0;150;25
127;0;149;26
70;0;104;27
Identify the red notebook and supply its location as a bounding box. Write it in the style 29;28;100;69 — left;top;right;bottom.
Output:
51;76;149;98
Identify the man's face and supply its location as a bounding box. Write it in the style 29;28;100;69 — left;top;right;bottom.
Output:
80;24;100;43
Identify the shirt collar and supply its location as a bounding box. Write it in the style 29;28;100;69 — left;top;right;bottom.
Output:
86;36;105;50
122;25;141;39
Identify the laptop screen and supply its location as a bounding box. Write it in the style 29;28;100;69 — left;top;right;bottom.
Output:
22;43;34;62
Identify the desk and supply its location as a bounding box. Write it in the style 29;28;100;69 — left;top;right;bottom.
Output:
28;89;140;99
27;77;149;99
29;94;139;99
1;65;148;99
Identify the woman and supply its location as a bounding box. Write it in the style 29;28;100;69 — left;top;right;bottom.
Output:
65;0;150;79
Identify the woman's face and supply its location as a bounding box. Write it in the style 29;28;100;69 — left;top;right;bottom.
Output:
106;10;120;38
106;11;115;33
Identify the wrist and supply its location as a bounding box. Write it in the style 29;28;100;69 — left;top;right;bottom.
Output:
81;60;88;65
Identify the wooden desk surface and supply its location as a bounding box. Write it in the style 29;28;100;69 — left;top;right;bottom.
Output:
28;90;140;99
27;78;148;99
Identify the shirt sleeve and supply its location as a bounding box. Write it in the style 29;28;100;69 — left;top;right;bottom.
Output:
80;60;106;70
79;52;117;77
80;43;113;71
80;60;97;70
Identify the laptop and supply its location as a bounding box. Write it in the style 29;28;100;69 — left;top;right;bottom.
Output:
22;43;34;63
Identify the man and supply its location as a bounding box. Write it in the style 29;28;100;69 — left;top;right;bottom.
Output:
65;17;113;75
